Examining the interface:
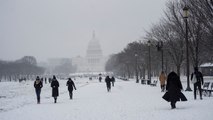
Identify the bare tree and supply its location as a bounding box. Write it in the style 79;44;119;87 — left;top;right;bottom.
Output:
187;0;213;65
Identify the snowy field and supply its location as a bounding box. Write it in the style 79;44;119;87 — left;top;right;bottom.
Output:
0;77;213;120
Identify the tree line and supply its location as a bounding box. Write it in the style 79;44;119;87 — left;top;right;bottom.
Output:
0;56;45;81
105;0;213;79
0;56;77;81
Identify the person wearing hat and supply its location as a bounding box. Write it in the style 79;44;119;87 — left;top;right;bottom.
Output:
66;78;77;99
51;75;59;103
34;76;43;104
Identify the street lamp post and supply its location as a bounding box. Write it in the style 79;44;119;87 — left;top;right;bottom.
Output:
156;41;164;72
135;53;139;83
147;40;151;85
183;6;192;91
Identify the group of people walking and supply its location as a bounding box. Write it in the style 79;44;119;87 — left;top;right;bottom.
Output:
34;67;204;109
34;75;76;104
105;76;115;92
160;67;204;109
34;75;116;104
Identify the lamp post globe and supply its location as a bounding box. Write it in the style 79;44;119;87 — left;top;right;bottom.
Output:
156;41;164;72
183;6;189;18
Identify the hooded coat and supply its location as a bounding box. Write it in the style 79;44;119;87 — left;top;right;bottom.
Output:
163;72;187;102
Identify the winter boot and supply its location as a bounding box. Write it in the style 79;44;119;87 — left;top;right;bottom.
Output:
69;93;73;99
171;102;176;109
54;97;57;103
38;98;40;104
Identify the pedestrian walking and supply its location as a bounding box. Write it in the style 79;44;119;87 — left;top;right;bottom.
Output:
48;78;52;83
45;78;47;84
191;67;204;100
51;75;59;103
159;71;167;92
111;76;115;87
66;78;77;99
99;76;102;82
162;71;187;109
105;76;111;92
34;76;43;104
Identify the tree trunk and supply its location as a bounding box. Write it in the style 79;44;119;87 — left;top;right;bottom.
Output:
176;65;181;76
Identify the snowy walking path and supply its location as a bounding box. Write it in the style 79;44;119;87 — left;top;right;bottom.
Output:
0;78;213;120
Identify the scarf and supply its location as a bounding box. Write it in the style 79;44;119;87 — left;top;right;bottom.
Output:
35;80;41;84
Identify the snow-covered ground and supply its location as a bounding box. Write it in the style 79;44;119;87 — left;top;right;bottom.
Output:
0;77;213;120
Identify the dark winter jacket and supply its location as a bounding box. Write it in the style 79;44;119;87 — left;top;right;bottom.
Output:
166;72;183;102
66;80;76;91
191;71;203;85
111;77;115;82
51;79;59;97
105;76;111;87
34;80;43;90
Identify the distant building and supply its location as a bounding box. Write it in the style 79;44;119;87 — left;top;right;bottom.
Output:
72;32;108;73
200;63;213;76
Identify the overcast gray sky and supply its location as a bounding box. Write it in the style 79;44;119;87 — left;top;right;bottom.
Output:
0;0;168;62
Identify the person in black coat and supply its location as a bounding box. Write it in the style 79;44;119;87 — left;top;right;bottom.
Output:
34;76;43;104
164;71;186;109
99;76;102;82
111;76;115;87
66;78;76;99
191;67;204;100
105;76;111;92
51;75;59;103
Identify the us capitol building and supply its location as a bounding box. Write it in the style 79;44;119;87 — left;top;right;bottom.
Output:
71;32;108;73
